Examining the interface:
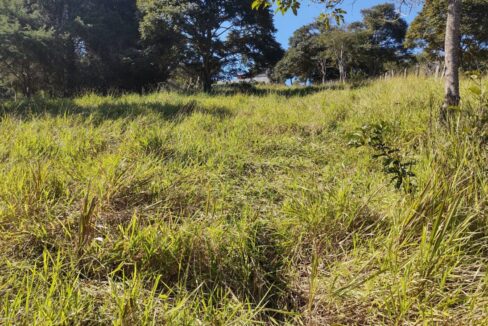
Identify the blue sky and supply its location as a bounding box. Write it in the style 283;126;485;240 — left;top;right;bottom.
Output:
273;1;421;48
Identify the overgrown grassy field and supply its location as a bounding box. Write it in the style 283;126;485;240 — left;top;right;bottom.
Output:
1;77;487;325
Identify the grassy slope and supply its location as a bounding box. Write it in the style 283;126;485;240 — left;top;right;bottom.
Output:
0;77;487;325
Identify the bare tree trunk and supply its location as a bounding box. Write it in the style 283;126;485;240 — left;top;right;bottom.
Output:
441;0;462;122
339;63;345;83
338;45;346;83
319;59;327;84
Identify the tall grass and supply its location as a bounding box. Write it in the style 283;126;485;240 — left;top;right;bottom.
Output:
0;76;487;324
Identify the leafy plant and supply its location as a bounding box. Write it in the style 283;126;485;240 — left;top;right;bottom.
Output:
348;121;417;193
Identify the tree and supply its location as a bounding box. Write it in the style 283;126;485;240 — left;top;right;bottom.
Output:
320;28;371;82
442;0;462;117
0;0;57;96
273;23;327;83
253;0;464;116
273;4;408;84
69;0;168;92
406;0;488;71
360;3;409;75
0;0;175;96
41;0;166;93
140;0;283;92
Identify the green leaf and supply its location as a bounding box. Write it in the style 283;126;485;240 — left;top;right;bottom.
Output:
468;85;481;96
251;0;266;10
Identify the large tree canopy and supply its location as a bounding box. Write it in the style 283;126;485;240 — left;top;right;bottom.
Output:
272;23;325;83
406;0;488;70
0;0;175;95
139;0;284;92
0;0;56;96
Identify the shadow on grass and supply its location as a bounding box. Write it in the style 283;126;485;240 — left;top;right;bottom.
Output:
0;98;233;123
211;81;369;97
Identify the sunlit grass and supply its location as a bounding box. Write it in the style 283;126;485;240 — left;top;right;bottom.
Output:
0;76;487;324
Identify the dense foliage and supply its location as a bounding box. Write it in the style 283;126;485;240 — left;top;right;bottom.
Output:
139;0;284;92
406;0;488;70
273;4;410;83
0;0;283;95
0;0;164;95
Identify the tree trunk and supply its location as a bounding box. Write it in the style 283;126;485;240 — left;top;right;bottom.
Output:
201;28;215;93
201;54;212;93
202;74;212;93
441;0;462;122
339;65;345;83
339;45;346;83
319;59;327;84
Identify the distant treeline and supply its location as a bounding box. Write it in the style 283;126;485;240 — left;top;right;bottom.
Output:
0;0;486;96
273;1;488;85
